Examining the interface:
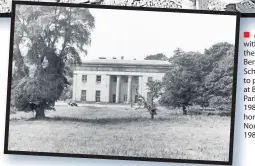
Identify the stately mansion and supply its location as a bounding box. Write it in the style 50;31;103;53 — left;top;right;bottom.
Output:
72;58;171;103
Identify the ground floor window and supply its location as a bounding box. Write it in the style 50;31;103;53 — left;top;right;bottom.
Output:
112;94;116;103
95;90;101;102
81;90;86;101
134;95;138;103
124;94;127;102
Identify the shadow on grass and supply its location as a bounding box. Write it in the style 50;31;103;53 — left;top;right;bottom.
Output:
26;116;181;125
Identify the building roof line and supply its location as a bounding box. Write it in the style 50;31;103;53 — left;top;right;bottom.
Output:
73;59;171;67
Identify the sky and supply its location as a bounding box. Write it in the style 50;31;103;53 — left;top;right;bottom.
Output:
83;8;237;61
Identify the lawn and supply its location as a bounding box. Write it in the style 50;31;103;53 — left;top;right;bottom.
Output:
8;105;231;161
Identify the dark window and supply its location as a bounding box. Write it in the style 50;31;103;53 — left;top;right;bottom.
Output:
124;94;127;101
95;90;101;102
112;94;116;103
96;75;101;82
134;76;139;83
82;75;87;82
124;76;128;83
113;76;117;82
81;90;86;101
134;95;138;103
148;77;153;82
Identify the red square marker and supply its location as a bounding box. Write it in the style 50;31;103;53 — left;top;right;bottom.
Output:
244;32;250;38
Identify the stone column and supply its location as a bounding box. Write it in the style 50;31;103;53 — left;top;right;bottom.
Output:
106;75;111;103
127;76;132;103
138;76;143;95
116;75;121;103
72;73;77;101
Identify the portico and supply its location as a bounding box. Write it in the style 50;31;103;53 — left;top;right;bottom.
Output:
72;59;171;104
108;75;139;104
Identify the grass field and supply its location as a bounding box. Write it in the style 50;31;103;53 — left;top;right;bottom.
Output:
8;105;231;161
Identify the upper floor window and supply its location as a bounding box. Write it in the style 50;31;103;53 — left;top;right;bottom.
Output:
96;75;101;82
134;76;139;82
148;77;153;82
82;75;87;82
124;76;128;83
113;76;117;82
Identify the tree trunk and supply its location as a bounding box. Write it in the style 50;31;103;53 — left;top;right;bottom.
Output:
151;114;154;120
35;107;45;119
182;105;187;115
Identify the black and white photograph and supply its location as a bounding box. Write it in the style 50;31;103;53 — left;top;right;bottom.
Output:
5;1;239;164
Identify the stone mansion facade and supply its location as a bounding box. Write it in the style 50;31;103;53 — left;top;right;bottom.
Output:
72;58;171;104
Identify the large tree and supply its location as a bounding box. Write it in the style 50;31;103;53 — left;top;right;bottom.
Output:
160;43;234;114
204;46;235;111
194;42;234;110
12;6;95;118
160;49;202;115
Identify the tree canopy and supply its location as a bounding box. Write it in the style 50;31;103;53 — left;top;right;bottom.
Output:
12;6;95;118
144;53;169;61
160;49;202;114
160;42;234;114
